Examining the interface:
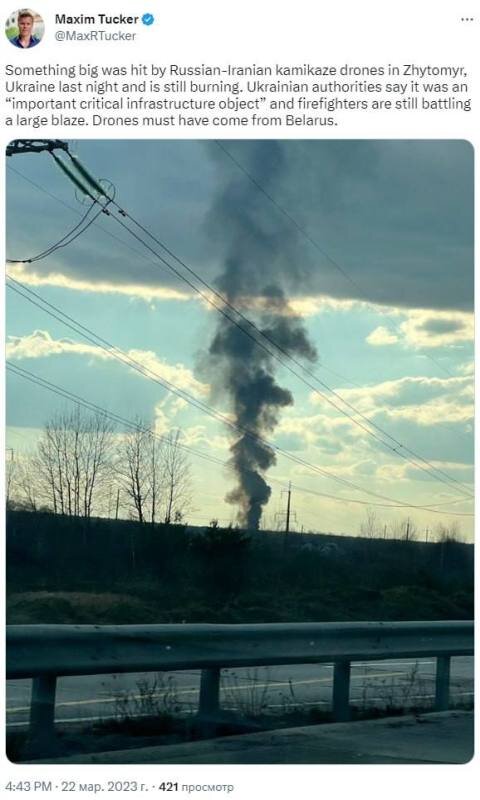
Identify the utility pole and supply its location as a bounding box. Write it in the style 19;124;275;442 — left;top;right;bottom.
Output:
405;517;411;541
275;483;297;548
115;488;120;521
6;139;69;157
285;481;292;534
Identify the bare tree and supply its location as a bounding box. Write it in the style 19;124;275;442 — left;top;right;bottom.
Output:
116;419;163;524
149;429;161;525
401;517;417;542
34;408;114;517
18;410;192;526
359;507;381;539
116;422;148;523
161;429;192;524
7;455;40;511
6;452;17;509
80;411;115;517
435;521;463;543
34;426;60;513
389;516;417;542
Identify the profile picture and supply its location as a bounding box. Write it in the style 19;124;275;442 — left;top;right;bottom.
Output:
5;8;44;48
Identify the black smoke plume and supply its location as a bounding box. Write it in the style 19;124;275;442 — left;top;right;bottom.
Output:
205;142;317;529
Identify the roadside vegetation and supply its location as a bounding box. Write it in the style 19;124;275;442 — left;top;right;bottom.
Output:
7;662;473;762
7;510;473;625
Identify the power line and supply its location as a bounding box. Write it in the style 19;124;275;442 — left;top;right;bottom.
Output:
8;159;471;497
214;140;458;380
7;277;236;428
53;149;470;500
284;480;472;515
11;276;414;511
7;363;473;517
101;202;473;500
8;155;473;499
6;164;184;284
11;276;462;511
6;362;226;470
7;201;107;264
6;279;474;515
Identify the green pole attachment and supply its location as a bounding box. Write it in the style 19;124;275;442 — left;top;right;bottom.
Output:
69;153;110;199
51;153;96;201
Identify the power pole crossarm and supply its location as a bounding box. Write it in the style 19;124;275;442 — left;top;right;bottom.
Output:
6;139;69;157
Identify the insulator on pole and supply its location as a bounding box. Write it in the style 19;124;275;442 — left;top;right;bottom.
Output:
51;153;96;201
68;153;110;199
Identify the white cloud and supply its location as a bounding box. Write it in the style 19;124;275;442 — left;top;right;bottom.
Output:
283;295;360;317
179;425;230;453
400;309;473;348
153;405;170;436
366;326;399;346
7;330;84;360
366;309;473;350
457;360;474;376
315;374;474;427
376;458;473;487
6;329;209;398
10;262;472;352
7;262;192;304
385;397;472;426
153;396;191;435
277;410;365;457
5;263;379;318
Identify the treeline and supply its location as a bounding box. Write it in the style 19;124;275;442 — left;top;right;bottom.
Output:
6;408;192;525
7;510;474;624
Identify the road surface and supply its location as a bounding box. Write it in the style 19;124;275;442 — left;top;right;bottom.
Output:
7;656;473;728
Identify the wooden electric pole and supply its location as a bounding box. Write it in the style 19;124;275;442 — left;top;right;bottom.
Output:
285;482;292;534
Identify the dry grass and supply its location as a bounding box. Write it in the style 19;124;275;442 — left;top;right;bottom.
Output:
7;591;157;624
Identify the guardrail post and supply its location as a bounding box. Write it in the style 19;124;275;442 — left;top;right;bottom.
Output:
199;668;221;717
333;660;351;722
29;674;57;747
435;656;451;711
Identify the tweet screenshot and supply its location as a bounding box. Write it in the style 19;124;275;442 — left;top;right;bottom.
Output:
1;0;477;797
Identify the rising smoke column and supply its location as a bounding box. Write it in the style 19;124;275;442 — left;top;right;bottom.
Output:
205;142;317;529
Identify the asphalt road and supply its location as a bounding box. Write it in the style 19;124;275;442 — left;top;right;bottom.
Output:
6;656;473;728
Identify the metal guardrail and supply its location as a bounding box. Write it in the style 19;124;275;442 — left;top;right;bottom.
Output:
6;621;473;745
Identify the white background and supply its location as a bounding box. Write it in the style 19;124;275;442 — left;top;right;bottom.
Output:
1;1;478;797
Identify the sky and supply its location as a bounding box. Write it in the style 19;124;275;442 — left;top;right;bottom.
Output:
5;139;474;538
